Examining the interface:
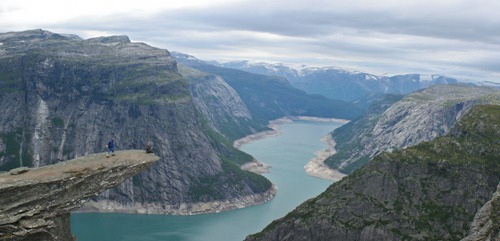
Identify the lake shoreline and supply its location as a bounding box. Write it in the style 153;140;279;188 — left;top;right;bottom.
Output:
233;117;290;149
235;116;348;180
77;184;278;215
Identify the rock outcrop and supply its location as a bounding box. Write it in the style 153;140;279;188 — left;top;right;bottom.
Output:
461;182;500;241
0;150;159;241
0;29;273;215
326;84;500;174
246;105;500;241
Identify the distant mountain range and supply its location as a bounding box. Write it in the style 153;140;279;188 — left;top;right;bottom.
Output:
174;54;500;109
209;60;479;107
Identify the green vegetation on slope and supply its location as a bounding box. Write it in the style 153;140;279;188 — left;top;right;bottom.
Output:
402;104;499;169
187;110;272;202
0;33;190;105
188;157;272;201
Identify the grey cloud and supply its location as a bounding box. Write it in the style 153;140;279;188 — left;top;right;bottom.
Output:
151;1;500;45
39;0;500;83
60;1;500;47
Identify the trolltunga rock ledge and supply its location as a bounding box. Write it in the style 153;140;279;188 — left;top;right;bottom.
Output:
0;150;159;241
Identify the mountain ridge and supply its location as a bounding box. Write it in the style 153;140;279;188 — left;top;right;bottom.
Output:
325;84;500;174
208;58;470;106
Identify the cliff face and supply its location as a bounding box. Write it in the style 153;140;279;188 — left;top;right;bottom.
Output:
0;150;159;241
326;84;500;173
179;65;261;142
0;29;273;214
246;105;500;241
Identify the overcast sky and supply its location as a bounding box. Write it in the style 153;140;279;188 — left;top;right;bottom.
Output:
1;0;500;82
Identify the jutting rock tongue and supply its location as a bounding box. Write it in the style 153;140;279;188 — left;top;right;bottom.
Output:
0;150;159;241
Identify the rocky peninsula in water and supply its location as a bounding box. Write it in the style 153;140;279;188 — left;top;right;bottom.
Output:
304;134;347;181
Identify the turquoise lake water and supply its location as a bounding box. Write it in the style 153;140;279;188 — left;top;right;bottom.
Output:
71;120;343;241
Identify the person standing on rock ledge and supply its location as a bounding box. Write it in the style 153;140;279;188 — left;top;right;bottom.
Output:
106;137;116;158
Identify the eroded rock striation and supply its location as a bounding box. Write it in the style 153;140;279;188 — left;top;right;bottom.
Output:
0;150;159;241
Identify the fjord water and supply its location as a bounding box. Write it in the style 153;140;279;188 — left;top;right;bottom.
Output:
71;120;343;241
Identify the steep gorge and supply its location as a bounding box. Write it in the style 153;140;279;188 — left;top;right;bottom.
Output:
0;29;274;214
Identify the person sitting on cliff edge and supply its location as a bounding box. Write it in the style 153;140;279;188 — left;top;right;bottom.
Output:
106;137;115;158
146;142;154;153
